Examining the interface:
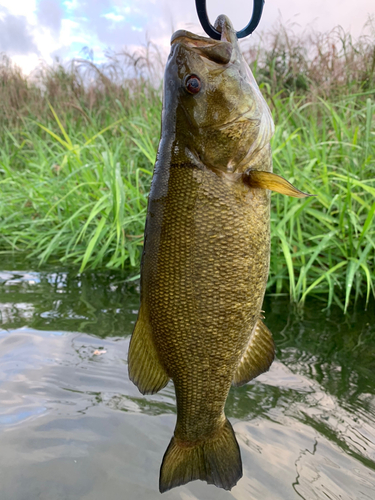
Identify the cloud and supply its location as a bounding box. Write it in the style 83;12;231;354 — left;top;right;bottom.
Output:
1;0;373;75
0;7;39;55
37;0;64;34
103;13;125;22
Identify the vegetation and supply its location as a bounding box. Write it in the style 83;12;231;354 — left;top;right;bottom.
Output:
0;22;374;311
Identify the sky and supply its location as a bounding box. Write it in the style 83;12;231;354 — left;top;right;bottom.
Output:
0;0;374;74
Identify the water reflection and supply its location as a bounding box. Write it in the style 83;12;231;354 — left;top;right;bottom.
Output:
0;260;375;499
0;267;139;336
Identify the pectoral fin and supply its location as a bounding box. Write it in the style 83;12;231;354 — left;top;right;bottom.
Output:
232;319;275;387
128;303;169;395
243;170;314;198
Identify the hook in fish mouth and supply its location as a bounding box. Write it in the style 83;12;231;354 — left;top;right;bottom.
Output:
170;31;233;65
170;15;237;65
170;15;236;45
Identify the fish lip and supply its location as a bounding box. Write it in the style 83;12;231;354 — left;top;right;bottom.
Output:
170;29;233;65
170;15;236;46
170;19;234;48
170;30;218;47
213;14;237;44
170;17;236;66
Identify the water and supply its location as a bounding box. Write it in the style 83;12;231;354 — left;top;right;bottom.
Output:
1;260;375;500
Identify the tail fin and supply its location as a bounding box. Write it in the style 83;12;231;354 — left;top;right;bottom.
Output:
159;418;242;493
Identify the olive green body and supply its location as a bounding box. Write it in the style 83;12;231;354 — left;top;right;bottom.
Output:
128;15;276;492
143;155;271;441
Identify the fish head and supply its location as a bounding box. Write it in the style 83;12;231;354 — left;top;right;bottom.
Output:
164;15;274;173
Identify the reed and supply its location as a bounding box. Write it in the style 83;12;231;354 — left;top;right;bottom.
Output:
0;22;374;310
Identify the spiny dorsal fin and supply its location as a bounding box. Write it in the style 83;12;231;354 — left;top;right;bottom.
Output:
242;170;314;198
232;319;275;387
128;303;169;395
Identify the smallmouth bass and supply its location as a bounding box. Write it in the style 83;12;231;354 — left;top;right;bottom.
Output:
128;14;310;493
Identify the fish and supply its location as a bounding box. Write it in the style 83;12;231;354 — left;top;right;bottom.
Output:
128;14;311;493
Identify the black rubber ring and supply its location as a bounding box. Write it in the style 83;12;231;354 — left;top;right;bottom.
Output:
195;0;265;40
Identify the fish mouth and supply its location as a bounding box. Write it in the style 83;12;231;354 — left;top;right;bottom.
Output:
170;15;235;65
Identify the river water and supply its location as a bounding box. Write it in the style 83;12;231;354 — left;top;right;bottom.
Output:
1;260;374;500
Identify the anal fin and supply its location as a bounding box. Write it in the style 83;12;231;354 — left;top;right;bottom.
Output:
128;303;169;395
232;319;275;387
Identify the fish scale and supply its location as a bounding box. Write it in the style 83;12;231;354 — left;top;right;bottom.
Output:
144;160;269;451
128;14;309;493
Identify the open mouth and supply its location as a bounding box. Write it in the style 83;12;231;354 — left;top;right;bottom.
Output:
170;15;234;45
171;30;222;46
170;21;234;65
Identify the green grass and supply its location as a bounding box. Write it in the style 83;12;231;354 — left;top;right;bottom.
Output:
267;92;375;311
0;100;159;272
0;23;374;311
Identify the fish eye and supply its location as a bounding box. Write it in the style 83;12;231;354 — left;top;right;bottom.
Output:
185;75;201;94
